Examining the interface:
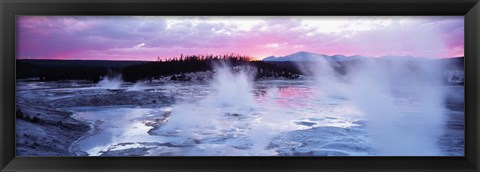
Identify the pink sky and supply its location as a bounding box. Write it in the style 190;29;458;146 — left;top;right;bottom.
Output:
17;16;464;61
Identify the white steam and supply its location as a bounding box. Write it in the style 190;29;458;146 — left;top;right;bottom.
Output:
157;64;300;155
303;57;447;155
127;82;148;91
96;75;148;91
159;64;257;143
208;65;257;110
96;75;123;89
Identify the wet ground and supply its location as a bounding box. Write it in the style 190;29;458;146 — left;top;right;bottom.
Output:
16;80;464;156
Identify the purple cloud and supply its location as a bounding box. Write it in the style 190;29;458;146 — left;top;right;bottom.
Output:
16;16;464;61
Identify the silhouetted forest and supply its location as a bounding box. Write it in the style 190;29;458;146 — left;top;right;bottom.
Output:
17;54;302;82
16;60;147;82
17;61;110;82
122;54;301;82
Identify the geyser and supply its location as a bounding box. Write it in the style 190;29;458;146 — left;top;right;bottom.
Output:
159;64;257;143
96;75;123;89
157;64;295;155
302;57;447;155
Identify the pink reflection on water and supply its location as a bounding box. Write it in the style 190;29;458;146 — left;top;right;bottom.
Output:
256;86;314;108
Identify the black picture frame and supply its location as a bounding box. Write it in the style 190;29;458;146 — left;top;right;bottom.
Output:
1;0;479;171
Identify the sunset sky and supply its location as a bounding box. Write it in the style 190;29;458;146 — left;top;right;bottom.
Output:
17;16;464;61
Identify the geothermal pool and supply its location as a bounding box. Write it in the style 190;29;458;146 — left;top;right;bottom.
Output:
15;78;459;156
66;80;372;156
16;67;465;156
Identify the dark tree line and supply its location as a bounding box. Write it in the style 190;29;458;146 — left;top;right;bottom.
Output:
122;54;302;82
122;54;252;82
156;54;253;62
17;55;304;82
17;61;114;82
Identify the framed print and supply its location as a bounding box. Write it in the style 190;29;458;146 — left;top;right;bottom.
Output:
13;15;466;157
1;0;479;171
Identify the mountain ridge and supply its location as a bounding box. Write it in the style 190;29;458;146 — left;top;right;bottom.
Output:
261;51;461;62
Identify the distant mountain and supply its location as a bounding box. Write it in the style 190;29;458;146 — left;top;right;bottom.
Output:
262;55;278;61
262;51;364;62
261;51;462;63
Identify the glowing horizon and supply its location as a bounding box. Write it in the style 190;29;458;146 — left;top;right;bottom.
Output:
17;16;464;61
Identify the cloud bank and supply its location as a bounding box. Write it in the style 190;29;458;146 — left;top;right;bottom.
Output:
17;16;464;61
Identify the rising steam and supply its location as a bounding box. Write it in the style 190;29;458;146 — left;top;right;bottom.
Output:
96;74;148;91
302;57;447;155
96;75;123;89
159;64;257;140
